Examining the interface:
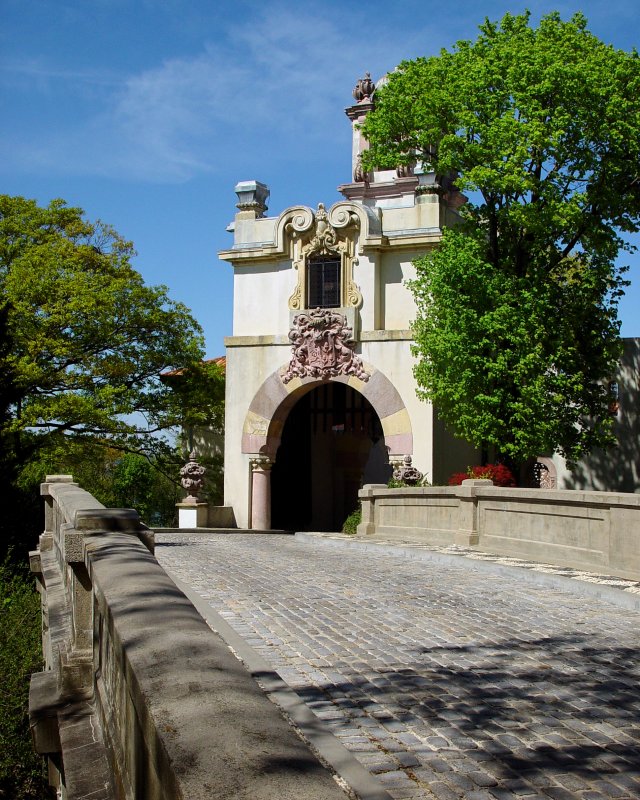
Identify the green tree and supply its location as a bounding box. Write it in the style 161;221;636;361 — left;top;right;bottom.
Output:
0;562;47;799
0;196;223;554
19;442;183;527
362;12;640;464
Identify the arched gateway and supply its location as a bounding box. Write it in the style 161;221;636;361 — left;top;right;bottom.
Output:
242;364;412;530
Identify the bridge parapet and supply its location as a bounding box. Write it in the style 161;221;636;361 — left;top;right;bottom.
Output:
358;481;640;580
30;475;347;800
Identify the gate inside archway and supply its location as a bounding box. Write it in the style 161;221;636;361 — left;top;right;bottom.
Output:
270;382;390;531
242;362;412;530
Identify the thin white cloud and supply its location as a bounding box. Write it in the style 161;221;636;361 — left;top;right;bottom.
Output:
4;0;638;183
2;3;442;183
0;58;122;87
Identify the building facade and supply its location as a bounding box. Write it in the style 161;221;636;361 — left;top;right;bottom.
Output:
219;75;479;530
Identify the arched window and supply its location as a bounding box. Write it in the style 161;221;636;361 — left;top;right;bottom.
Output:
307;255;341;308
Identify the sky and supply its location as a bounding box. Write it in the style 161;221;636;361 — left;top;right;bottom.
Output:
2;0;639;358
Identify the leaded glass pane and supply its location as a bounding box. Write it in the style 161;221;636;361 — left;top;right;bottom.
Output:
307;256;340;308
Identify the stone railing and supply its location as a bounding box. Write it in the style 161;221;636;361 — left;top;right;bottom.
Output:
29;476;346;800
358;479;640;580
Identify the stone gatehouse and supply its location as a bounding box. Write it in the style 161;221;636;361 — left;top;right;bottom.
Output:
218;74;478;530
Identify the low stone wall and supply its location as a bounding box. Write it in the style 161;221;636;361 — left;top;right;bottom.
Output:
30;476;346;800
358;480;640;580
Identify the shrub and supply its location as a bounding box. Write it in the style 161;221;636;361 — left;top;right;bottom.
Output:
448;463;516;487
342;505;361;535
0;561;48;798
387;477;431;488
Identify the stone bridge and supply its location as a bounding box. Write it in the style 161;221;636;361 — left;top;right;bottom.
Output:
30;477;640;799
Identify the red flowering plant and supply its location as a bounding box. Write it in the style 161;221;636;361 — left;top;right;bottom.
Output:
448;463;516;487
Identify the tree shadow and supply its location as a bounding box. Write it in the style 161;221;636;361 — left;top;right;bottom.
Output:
294;632;640;786
564;338;640;491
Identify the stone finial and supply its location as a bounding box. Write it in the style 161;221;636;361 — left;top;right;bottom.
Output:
353;153;367;183
180;450;206;504
396;164;415;178
234;180;270;217
393;455;424;486
352;72;375;103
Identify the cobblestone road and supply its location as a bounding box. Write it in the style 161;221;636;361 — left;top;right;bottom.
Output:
155;533;640;800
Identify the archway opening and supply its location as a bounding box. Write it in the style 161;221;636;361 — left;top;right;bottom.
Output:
270;382;391;531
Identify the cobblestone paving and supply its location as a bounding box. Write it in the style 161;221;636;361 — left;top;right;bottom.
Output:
155;533;640;800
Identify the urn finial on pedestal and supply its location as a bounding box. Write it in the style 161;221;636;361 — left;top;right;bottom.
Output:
352;72;375;103
180;450;206;504
392;455;424;486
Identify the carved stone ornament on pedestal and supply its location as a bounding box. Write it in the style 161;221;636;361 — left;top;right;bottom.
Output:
532;459;557;490
180;450;206;504
393;455;424;486
353;153;369;183
282;308;369;384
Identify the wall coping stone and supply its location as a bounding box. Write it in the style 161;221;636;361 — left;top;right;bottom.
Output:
32;479;347;799
360;483;640;509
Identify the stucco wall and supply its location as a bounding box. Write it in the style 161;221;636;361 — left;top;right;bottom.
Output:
378;252;416;331
224;340;291;528
359;335;433;479
233;259;295;336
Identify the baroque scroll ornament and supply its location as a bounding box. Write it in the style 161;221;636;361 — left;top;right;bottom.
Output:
282;309;369;383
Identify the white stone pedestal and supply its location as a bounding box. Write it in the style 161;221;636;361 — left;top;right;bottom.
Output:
177;503;208;529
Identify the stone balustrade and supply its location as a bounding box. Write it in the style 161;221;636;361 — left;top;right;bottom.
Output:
29;475;346;800
358;479;640;580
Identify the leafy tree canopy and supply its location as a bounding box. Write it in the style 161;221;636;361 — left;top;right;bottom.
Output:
361;11;640;463
0;195;223;482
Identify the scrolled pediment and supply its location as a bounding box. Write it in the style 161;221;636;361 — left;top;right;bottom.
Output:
281;203;364;311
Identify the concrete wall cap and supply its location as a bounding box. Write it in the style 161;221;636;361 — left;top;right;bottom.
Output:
74;508;141;532
361;484;640;508
29;550;42;574
41;478;78;496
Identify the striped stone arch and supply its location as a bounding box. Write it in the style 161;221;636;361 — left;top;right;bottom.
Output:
242;363;412;460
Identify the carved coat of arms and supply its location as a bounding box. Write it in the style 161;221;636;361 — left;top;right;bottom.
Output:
282;309;369;383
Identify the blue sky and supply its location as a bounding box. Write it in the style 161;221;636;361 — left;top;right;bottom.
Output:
2;0;639;358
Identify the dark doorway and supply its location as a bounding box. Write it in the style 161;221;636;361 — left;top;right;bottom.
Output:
271;382;390;531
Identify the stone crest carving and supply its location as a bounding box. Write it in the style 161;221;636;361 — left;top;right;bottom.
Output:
285;203;363;311
282;308;369;383
180;450;206;503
